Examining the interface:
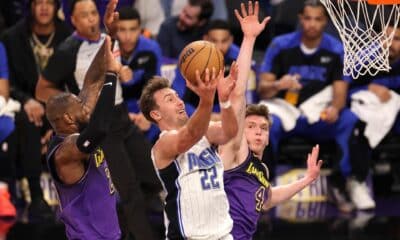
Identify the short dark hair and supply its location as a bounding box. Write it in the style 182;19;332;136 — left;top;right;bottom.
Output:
245;104;272;128
70;0;95;15
118;7;141;24
206;19;232;34
46;92;75;128
300;0;328;17
189;0;214;21
139;77;171;123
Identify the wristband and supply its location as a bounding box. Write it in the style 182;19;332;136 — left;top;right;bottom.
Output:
220;100;231;109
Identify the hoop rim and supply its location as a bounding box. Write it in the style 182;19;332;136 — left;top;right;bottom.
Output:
367;0;400;5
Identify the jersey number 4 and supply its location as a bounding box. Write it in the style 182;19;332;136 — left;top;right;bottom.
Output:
255;186;266;212
200;166;220;190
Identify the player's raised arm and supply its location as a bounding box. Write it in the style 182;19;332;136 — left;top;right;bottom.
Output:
219;1;270;166
79;36;121;112
47;36;119;184
206;65;238;146
263;145;323;210
144;69;219;169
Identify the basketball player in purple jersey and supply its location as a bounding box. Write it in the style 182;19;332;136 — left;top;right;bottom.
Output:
45;36;121;240
219;2;324;239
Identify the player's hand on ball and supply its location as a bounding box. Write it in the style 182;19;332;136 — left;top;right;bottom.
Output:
218;61;238;102
234;1;271;38
186;68;219;101
305;145;323;182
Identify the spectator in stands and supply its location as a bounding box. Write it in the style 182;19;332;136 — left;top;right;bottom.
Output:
182;19;240;118
163;0;227;20
116;7;162;142
35;0;160;238
1;0;71;221
257;0;361;212
345;22;400;210
157;0;213;59
0;42;17;222
134;0;165;37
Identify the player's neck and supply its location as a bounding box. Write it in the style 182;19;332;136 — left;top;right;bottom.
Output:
32;22;55;36
301;36;322;49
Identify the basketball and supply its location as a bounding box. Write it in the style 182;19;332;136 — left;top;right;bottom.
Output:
178;40;224;86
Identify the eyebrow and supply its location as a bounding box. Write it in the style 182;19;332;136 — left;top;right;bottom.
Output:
163;93;173;100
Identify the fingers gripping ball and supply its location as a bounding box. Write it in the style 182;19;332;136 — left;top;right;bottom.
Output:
179;40;224;86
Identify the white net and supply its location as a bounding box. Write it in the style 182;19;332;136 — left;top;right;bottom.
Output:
319;0;400;79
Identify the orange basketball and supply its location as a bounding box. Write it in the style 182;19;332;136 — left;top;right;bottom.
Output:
178;40;224;86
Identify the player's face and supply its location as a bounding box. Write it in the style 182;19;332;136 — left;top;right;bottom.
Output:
71;0;101;41
117;19;141;54
204;29;233;55
152;88;188;127
32;0;56;26
300;6;327;40
177;5;202;31
387;26;400;62
244;115;269;156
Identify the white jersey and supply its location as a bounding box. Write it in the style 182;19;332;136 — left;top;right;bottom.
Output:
152;134;233;240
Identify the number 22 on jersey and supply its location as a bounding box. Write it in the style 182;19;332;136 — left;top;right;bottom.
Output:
200;166;220;190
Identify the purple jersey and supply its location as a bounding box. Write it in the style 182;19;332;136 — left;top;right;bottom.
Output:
47;135;120;240
224;151;271;240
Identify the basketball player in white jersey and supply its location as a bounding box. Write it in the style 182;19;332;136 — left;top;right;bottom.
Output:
139;67;238;239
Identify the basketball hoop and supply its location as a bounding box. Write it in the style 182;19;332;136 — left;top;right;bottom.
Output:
320;0;400;78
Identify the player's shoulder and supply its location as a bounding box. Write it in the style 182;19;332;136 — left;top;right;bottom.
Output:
155;130;179;146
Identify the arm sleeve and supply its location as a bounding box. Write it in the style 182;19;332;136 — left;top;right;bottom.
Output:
76;73;117;153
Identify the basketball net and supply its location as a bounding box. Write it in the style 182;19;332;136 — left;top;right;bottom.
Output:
320;0;400;78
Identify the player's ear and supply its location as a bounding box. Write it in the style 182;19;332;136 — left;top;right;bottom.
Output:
63;113;74;125
150;110;161;122
203;34;209;41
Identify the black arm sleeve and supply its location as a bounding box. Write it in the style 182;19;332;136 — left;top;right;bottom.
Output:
76;72;117;153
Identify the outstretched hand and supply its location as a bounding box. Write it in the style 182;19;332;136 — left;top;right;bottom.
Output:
234;1;271;38
305;145;323;182
105;36;122;73
218;61;238;102
104;0;119;38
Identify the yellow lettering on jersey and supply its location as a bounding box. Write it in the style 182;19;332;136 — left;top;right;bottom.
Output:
94;149;105;167
246;162;270;188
